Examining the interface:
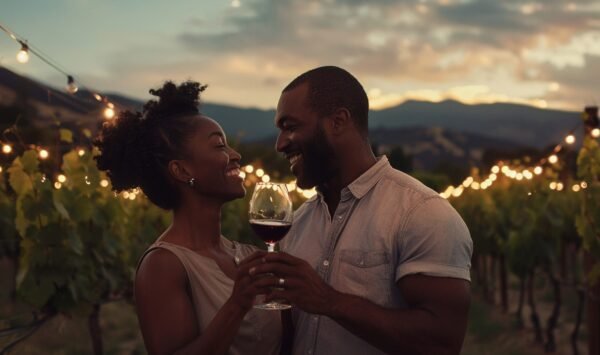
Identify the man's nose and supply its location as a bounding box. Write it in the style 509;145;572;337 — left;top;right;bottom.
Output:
275;132;288;153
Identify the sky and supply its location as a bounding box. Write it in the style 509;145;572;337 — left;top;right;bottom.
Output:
1;0;600;111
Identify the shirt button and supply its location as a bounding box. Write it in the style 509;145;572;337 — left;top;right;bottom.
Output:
323;260;330;267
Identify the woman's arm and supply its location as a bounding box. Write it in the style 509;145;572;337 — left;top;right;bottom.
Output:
135;248;264;355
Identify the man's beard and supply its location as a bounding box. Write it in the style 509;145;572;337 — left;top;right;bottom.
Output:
299;123;337;189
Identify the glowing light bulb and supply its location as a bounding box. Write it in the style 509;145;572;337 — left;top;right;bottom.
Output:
78;149;85;157
592;128;600;138
549;182;557;190
100;179;109;188
39;149;49;159
556;182;564;191
534;166;543;175
548;155;558;164
244;165;254;173
66;75;78;94
2;144;12;154
491;166;500;174
572;184;581;192
286;182;297;192
516;173;523;181
256;169;264;177
94;94;103;101
104;107;115;119
57;174;67;183
501;166;510;174
462;177;474;188
471;182;480;190
581;181;588;189
54;182;62;189
565;135;575;144
16;43;29;63
261;174;270;183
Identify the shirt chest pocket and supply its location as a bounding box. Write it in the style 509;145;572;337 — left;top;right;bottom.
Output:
335;249;392;306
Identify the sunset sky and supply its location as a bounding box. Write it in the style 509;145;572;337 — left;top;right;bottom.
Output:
2;0;599;111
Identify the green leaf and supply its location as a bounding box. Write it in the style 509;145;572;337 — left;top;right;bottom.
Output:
21;150;40;174
59;129;73;143
8;166;33;196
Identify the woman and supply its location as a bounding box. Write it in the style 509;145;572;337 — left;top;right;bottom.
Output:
94;81;281;354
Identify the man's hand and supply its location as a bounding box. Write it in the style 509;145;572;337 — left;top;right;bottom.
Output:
248;252;339;315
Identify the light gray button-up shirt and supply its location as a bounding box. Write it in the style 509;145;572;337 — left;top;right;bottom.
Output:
281;156;472;355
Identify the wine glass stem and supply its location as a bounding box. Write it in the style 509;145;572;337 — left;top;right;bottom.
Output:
267;242;276;253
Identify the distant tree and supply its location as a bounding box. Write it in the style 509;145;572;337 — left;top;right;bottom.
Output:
388;146;413;172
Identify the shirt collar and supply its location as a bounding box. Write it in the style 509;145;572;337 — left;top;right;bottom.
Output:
314;156;390;202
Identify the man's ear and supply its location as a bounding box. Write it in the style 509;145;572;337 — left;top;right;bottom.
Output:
329;107;352;136
168;160;193;184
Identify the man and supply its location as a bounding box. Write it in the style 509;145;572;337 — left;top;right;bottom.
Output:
250;66;473;355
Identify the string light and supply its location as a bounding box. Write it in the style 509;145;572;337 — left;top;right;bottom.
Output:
581;181;588;189
244;165;254;173
261;174;271;183
239;171;246;179
57;174;66;183
2;144;12;154
256;169;264;178
78;149;85;157
548;155;558;164
54;182;62;189
38;149;49;159
66;75;78;94
491;165;500;174
556;182;564;191
103;107;115;119
462;177;473;188
565;134;576;144
16;42;29;63
100;179;109;188
549;182;557;190
534;166;543;175
0;167;3;173
572;184;581;192
592;128;600;138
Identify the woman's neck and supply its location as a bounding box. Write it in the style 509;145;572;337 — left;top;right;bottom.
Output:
164;196;223;251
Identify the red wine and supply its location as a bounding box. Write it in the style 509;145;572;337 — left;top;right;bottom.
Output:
249;220;291;244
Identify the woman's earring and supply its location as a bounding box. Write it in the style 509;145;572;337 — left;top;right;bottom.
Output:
188;178;195;188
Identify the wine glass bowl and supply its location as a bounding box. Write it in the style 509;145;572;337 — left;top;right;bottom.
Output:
248;182;293;252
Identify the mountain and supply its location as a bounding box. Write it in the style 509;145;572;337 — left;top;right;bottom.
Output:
370;99;581;149
0;67;585;156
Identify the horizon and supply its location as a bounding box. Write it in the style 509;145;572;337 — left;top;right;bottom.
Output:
2;0;599;111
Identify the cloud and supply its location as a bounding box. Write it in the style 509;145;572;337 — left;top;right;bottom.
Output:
92;0;600;110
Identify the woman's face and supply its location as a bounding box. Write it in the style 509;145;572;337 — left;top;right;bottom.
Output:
180;115;245;201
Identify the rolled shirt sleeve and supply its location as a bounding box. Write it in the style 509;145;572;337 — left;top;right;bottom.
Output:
395;196;473;282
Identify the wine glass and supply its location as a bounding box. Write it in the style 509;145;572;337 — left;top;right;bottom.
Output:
248;182;293;310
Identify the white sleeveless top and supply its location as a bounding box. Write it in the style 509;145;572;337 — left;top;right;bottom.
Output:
139;236;281;355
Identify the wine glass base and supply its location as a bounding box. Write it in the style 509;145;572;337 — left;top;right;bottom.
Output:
253;302;292;310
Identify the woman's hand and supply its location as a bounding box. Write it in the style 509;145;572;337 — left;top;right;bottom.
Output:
228;251;273;311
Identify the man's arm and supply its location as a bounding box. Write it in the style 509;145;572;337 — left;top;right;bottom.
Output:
254;253;470;355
